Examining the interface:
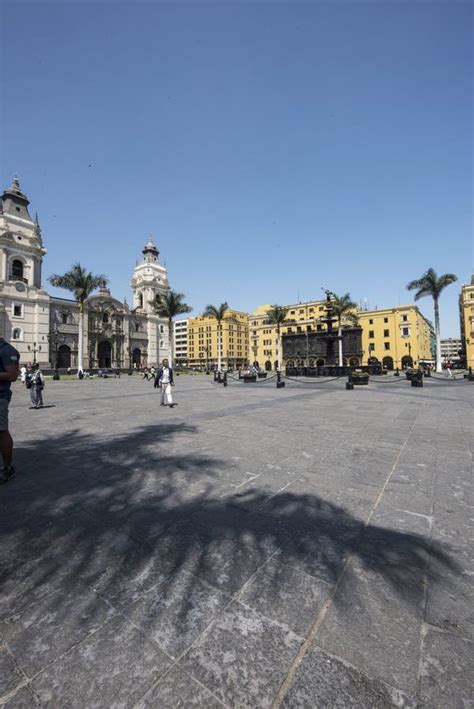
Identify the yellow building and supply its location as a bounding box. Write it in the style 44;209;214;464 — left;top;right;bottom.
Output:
250;300;329;370
187;308;249;369
459;275;474;369
250;301;433;370
358;305;433;370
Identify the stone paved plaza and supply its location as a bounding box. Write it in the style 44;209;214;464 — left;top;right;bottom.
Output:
0;373;473;707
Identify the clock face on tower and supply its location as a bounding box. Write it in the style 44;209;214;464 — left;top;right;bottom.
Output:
15;282;26;292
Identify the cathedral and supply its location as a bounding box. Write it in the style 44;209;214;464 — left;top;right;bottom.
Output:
0;177;171;369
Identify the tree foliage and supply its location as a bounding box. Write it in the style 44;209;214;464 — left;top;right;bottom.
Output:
48;263;108;308
406;268;457;301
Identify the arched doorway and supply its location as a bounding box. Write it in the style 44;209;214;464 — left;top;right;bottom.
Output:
57;345;71;369
316;358;325;367
98;340;112;368
132;348;141;367
382;356;394;370
401;355;413;369
349;357;359;366
265;360;272;371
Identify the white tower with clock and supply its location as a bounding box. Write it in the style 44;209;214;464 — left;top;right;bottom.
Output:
130;238;170;364
0;177;50;364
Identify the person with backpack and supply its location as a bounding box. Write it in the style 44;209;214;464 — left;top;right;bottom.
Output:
0;337;20;484
30;363;45;409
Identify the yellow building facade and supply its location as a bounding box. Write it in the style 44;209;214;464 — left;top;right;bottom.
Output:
249;301;433;370
187;308;249;369
357;305;433;369
459;276;474;369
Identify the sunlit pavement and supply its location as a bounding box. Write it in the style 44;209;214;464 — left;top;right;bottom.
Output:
1;373;472;707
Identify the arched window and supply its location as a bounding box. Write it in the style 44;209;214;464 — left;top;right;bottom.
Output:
12;328;21;340
135;322;140;332
12;260;24;280
138;293;143;309
102;313;109;324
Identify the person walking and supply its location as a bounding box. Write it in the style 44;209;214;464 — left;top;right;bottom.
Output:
156;358;176;407
30;363;45;409
0;337;20;484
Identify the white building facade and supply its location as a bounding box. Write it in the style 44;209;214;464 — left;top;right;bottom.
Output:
174;319;189;365
0;178;171;369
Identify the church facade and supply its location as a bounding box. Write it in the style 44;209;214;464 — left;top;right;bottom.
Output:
0;178;171;369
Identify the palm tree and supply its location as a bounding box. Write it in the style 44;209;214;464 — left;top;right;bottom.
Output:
266;305;289;371
153;290;192;366
406;268;457;372
331;293;358;366
203;302;228;371
49;263;108;374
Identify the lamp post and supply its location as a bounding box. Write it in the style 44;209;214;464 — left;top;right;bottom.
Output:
27;342;41;364
405;340;412;366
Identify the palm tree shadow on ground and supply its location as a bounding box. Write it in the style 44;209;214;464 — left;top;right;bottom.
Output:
0;423;459;637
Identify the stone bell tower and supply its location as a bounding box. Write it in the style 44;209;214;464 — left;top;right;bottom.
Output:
0;177;50;365
130;238;170;365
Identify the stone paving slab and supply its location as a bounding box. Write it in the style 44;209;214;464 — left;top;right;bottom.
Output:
0;374;472;706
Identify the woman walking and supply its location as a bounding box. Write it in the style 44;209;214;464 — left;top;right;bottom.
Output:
30;363;45;409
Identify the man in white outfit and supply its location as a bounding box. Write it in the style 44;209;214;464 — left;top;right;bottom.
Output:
156;359;176;408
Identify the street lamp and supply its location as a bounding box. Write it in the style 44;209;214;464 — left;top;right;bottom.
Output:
27;342;42;364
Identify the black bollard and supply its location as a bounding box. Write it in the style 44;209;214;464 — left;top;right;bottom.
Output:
276;370;285;388
394;368;400;377
346;372;354;390
223;372;227;387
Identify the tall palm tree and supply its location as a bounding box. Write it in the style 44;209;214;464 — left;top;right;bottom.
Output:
153;290;192;366
49;263;108;374
203;302;228;371
406;268;457;372
267;305;289;371
331;293;358;366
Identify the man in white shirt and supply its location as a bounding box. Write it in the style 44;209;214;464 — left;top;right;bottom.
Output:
156;359;176;408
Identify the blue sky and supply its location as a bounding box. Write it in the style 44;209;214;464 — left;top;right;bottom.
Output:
1;0;472;336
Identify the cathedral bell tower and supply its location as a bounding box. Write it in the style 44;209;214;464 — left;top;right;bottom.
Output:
130;238;169;313
0;177;50;364
130;238;170;365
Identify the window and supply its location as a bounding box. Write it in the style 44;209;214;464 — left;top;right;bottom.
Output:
317;324;322;331
12;328;21;340
384;317;388;323
307;325;312;331
384;342;390;350
13;304;23;318
369;319;373;324
287;327;292;333
61;312;68;324
297;326;302;333
402;314;408;322
369;343;375;351
102;313;109;324
401;327;410;337
12;260;24;280
384;329;389;337
368;330;374;338
309;308;314;313
290;310;295;315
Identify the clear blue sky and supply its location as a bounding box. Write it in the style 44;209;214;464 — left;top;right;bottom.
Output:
1;0;472;336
